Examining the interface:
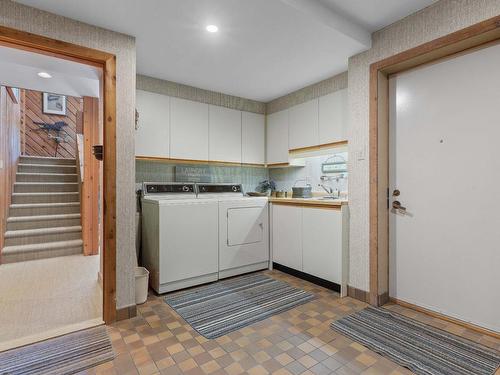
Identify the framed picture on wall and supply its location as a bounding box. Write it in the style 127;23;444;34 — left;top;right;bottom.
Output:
42;92;66;115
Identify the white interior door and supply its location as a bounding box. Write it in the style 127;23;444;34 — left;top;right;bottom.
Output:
389;43;500;333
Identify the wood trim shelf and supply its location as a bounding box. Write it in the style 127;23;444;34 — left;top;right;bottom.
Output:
289;140;348;154
270;199;343;210
135;155;266;167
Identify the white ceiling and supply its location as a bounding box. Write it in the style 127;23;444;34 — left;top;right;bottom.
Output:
0;45;101;97
15;0;437;102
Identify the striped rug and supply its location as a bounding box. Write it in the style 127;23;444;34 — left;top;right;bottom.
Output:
165;273;315;339
0;326;114;375
331;307;500;375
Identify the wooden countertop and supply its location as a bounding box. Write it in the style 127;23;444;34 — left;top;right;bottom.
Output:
269;197;348;208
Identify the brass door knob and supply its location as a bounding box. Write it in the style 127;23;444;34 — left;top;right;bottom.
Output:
392;201;406;213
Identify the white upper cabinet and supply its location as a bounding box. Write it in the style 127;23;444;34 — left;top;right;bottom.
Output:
209;105;242;163
266;109;289;164
288;99;319;150
319;89;348;144
135;90;170;158
241;112;265;165
170;97;209;161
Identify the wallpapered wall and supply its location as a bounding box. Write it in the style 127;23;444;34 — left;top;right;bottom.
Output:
347;0;500;293
0;0;138;310
266;71;347;114
137;75;266;114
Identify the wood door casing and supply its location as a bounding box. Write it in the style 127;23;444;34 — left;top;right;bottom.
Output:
81;96;100;256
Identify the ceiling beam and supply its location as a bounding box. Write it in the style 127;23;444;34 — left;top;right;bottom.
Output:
280;0;371;49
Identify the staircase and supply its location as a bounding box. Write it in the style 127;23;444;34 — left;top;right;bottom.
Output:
2;155;83;263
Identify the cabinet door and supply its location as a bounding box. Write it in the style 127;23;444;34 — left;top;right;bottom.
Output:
135;90;170;157
266;110;289;164
302;207;342;283
289;99;319;150
209;105;242;163
272;204;302;270
242;112;265;164
319;89;348;144
170;97;209;160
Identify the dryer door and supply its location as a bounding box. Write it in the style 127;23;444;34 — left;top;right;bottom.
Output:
227;207;263;246
219;199;269;275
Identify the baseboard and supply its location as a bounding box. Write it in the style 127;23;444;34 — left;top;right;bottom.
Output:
389;297;500;340
116;305;137;321
272;262;341;293
378;292;389;305
347;285;369;303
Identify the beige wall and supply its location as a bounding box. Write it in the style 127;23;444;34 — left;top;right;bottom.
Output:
0;0;137;309
266;71;347;114
137;75;265;114
347;0;500;292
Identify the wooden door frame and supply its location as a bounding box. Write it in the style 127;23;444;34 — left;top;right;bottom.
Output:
369;16;500;316
0;25;117;323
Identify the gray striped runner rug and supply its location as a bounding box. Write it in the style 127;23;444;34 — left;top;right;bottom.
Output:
0;326;114;375
165;273;315;339
331;307;500;375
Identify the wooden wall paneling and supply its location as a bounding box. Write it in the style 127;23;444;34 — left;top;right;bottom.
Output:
21;89;82;158
0;86;21;254
81;96;99;256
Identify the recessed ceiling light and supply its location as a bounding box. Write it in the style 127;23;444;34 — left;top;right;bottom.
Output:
206;24;218;33
38;72;52;78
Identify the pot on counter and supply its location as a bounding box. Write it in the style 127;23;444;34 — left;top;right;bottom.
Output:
292;186;312;198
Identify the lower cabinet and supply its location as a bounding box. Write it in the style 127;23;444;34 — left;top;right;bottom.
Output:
272;205;302;270
271;203;347;289
302;207;342;284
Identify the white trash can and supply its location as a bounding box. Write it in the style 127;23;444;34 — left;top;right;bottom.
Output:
135;267;149;305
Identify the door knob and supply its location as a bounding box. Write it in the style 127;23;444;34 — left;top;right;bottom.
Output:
392;200;406;213
392;189;400;197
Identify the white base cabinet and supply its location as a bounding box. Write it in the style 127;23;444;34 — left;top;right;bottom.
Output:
271;203;349;296
302;207;342;284
271;205;302;270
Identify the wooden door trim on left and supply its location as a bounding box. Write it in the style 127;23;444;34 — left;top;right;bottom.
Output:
369;16;500;310
0;25;117;324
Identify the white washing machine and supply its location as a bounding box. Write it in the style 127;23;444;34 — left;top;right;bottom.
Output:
141;182;219;293
197;183;269;279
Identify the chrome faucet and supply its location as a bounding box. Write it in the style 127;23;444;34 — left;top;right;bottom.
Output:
319;184;333;195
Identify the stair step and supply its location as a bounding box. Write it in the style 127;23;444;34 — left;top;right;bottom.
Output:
19;156;76;165
16;173;78;183
6;213;81;230
17;164;77;174
9;202;80;216
4;226;82;246
2;239;83;263
12;192;79;204
14;182;79;193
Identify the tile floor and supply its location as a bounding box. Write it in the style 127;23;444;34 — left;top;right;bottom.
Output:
82;270;500;375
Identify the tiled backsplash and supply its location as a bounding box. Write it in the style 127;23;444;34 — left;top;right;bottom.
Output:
269;152;348;194
136;160;268;193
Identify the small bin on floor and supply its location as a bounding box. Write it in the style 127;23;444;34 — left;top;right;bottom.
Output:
135;267;149;305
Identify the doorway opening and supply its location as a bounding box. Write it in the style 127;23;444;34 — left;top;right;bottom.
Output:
369;15;500;338
0;26;117;350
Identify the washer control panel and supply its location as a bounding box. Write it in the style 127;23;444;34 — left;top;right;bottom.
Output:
197;184;242;194
143;182;195;195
